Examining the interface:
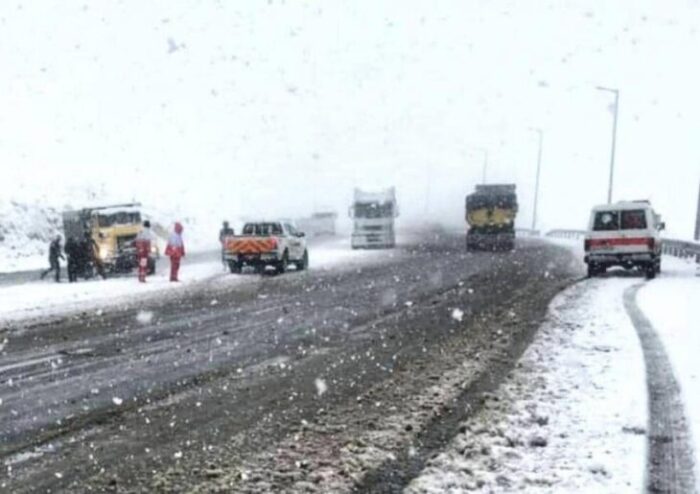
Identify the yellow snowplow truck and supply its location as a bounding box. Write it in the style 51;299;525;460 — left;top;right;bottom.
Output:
62;203;157;275
465;184;518;251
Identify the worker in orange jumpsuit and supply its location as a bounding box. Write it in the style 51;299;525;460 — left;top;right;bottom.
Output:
134;220;155;283
165;222;185;282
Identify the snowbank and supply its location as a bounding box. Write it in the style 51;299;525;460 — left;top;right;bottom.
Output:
636;256;700;488
407;278;647;493
0;238;394;323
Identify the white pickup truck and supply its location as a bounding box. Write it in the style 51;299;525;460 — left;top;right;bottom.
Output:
223;221;308;274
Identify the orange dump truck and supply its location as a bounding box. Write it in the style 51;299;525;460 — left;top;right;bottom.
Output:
223;221;309;274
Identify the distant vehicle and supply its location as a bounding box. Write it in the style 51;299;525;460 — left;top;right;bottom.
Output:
349;187;399;249
223;221;308;274
62;203;158;275
465;184;518;251
584;200;664;279
296;211;338;237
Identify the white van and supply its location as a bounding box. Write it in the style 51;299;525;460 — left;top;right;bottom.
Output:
584;200;664;279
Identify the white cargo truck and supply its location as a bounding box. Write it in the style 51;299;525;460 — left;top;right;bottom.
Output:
349;187;399;249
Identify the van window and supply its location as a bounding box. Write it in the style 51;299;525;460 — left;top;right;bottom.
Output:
593;211;619;231
621;210;647;230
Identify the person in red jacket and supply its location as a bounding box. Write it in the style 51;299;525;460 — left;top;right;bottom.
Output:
165;222;185;282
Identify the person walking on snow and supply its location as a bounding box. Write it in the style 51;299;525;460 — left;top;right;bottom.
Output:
219;220;234;269
64;237;80;283
134;220;156;283
40;236;65;282
165;222;185;282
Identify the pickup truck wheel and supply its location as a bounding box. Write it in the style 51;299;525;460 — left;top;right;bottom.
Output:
296;250;309;271
277;251;289;275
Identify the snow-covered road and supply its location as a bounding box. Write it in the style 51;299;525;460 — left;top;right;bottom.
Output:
407;248;699;493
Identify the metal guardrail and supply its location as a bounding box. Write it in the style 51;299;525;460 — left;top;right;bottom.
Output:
662;239;700;262
515;228;541;237
545;229;587;240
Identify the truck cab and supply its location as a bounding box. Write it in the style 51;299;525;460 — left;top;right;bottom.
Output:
465;184;518;251
62;204;158;275
349;187;399;249
584;200;664;279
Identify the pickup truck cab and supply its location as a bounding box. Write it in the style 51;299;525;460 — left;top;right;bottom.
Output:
584;201;664;279
223;221;308;274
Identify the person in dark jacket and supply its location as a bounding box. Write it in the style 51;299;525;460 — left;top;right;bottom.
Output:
40;236;65;282
219;221;234;269
64;237;81;283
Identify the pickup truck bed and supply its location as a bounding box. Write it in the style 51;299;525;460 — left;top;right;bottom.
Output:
223;222;308;275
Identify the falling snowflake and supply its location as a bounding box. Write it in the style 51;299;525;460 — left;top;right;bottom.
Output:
112;397;123;406
451;308;464;322
314;378;328;396
136;310;154;325
174;451;183;459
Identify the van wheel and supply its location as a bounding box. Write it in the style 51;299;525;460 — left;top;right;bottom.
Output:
587;264;600;278
645;264;657;280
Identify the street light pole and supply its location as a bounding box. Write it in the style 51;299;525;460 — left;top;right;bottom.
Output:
530;128;543;231
695;180;700;241
597;86;619;203
478;148;489;183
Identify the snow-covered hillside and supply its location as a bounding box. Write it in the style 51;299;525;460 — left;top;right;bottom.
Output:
0;194;233;273
0;200;63;272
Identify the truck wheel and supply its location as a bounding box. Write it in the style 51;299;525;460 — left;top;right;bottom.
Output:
277;251;289;275
228;261;241;274
296;250;309;271
655;259;661;274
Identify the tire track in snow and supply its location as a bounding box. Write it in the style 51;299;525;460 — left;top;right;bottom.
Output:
624;283;696;494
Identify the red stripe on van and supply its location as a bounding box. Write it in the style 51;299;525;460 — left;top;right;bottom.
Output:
588;237;651;248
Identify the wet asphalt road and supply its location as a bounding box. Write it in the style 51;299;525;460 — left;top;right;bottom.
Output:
0;232;579;493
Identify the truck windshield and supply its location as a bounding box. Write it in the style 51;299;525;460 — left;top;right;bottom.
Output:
354;202;394;218
242;223;283;235
97;212;141;227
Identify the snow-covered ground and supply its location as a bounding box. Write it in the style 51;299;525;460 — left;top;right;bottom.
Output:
0;237;394;323
406;277;648;493
406;237;700;493
636;255;700;487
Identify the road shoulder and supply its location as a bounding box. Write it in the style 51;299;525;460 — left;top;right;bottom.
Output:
406;278;647;493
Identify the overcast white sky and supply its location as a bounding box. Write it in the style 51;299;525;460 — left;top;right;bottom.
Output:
2;0;699;236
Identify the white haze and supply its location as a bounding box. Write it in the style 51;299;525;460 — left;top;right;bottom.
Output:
2;1;699;237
